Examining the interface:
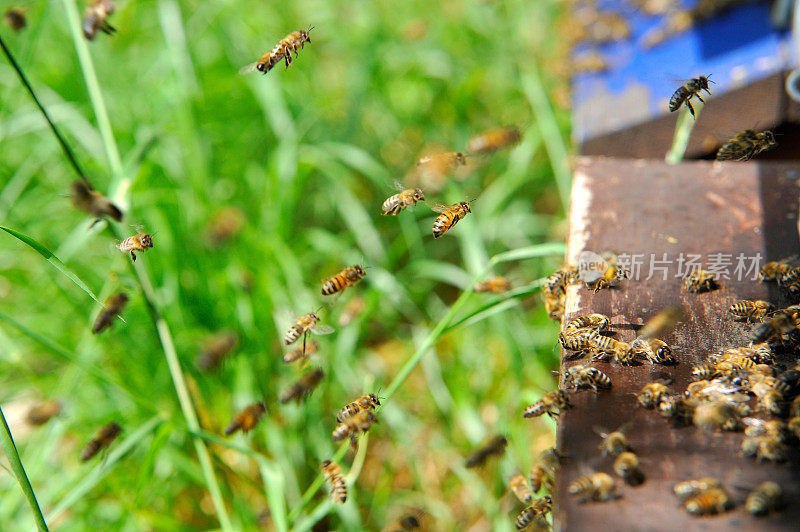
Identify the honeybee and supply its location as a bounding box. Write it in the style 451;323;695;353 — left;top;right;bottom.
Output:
658;395;697;424
543;296;565;321
225;402;267;436
278;368;324;404
118;232;153;262
637;382;671;409
674;478;723;500
743;418;788;442
584;252;629;293
788;416;800;440
26;400;63;426
431;201;473;238
564;364;611;392
692;401;740;432
568;472;616;502
91;292;128;334
595;338;636;365
691;363;720;381
336;393;381;423
669;76;713;118
790;395;800;418
614;452;644;485
595;424;632;456
338;296;365;327
752;312;796;344
684;270;717;293
321;460;347;504
3;7;26;31
746;481;782;516
283;312;334;347
544;266;579;297
685;487;733;516
509;473;533;504
523;389;571;419
630;338;674;364
70;181;123;223
321;265;366;296
196;331;238;371
514;496;552;530
741;436;788;462
638;306;683;339
464;435;508;468
282;340;319;364
80;421;121;461
239;27;313;74
82;0;116;41
332;409;378;444
759;256;797;282
751;381;785;416
416;151;467;177
466;126;521;155
729;300;774;322
565;313;610;333
474;276;512;294
716;129;777;161
382;182;425;216
559;330;596;356
529;464;552;494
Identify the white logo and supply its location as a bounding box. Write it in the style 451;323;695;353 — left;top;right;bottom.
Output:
578;251;607;283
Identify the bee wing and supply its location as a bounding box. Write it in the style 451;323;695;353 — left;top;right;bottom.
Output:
430;202;450;214
392;179;406;191
592;425;609;438
238;61;259;75
311;324;335;335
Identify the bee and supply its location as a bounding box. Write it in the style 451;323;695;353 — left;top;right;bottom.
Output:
637;382;671;409
741;436;788;462
564;364;611;391
752;312;796;344
91;292;128;334
658;395;697;424
684;270;717;293
568;472;616;502
691;363;719;381
751;381;785;416
543;296;565;321
80;421;121;461
382;182;425;216
716;129;777;161
283;312;334;347
466;126;521;155
743;418;788;442
416;151;467;177
509;473;533;504
118;232;153;262
787;416;800;440
790;395;800;418
224;402;266;436
559;330;596;356
82;0;116;41
674;478;723;500
545;266;579;296
637;306;683;339
630;338;674;364
336;393;381;423
514;496;552;530
565;313;611;333
321;265;366;296
760;256;797;282
569;50;609;74
239;27;314;75
282;340;319;364
669;76;713;118
70;181;123;223
746;481;782;516
584;252;629;293
729;300;774;322
332;409;378;444
321;460;347;504
614;452;644;485
775;369;800;396
474;276;512;294
523;389;571;419
529;464;552;494
196;331;238;371
26;400;62;426
685;487;733;516
278;369;325;404
595;424;632;456
464;435;508;468
384;512;423;532
590;336;635;365
692;401;740;432
3;7;26;31
431;201;473;238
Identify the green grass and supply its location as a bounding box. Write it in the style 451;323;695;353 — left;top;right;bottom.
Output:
0;0;570;529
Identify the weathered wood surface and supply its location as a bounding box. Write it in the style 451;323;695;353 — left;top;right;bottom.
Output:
555;157;800;531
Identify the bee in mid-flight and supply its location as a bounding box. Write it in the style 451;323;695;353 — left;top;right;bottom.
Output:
283;312;334;348
614;451;644;485
321;460;347;503
225;402;266;436
568;472;616;502
26;400;63;426
716;129;777;161
321;265;366;295
332;409;378;445
467;126;521;154
240;27;313;74
523;389;570;419
464;435;508;468
684;269;717;293
382;182;425;216
71;181;122;223
431;200;474;238
416;151;467;178
118;232;154;262
3;7;27;32
474;276;512;293
80;421;121;461
509;473;533;504
196;331;239;371
279;369;325;404
92;292;128;334
514;496;552;530
669;76;712;118
595;423;632;456
282;339;319;364
82;0;116;41
336;393;381;423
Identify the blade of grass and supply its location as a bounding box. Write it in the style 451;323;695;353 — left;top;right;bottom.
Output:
286;443;349;524
665;105;699;164
0;406;49;532
443;279;546;333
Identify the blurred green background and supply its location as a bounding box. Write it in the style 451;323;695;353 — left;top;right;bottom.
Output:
0;0;570;529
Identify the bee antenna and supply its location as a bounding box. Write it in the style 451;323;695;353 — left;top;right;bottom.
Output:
307;25;315;32
468;197;478;204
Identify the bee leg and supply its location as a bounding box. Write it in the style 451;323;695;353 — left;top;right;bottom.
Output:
130;251;136;262
695;94;705;103
302;330;308;357
686;100;696;118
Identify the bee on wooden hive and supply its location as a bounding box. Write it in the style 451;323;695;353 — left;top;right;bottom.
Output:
71;181;122;223
741;435;788;462
614;451;644;485
684;487;733;516
92;292;128;334
467;126;521;155
658;395;697;425
336;393;381;423
559;329;596;358
590;336;635;365
568;472;616;502
523;389;571;419
118;232;153;262
26;400;62;426
283;312;334;350
637;381;671;409
321;460;347;503
332;409;378;445
760;256;797;282
474;276;512;294
565;313;610;333
282;340;319;364
321;265;366;296
716;129;777;161
630;338;674;364
431;200;474;238
669;76;713;118
594;423;632;456
80;421;121;461
196;331;238;371
684;269;717;293
240;27;314;74
509;473;533;504
746;481;783;516
3;7;26;31
692;401;741;432
279;369;324;404
583;251;628;293
464;435;507;468
564;364;611;392
514;496;552;530
729;300;774;322
225;402;266;436
674;477;723;500
83;0;116;40
743;418;789;442
381;182;425;216
751;311;797;344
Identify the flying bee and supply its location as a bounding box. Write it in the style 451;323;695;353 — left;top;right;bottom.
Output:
332;409;378;444
684;270;717;293
3;7;26;31
669;76;713;118
523;389;571;419
595;423;632;456
692;401;740;432
685;487;733;516
752;311;796;344
82;0;116;41
746;481;782;516
196;331;238;371
91;292;128;334
529;464;553;494
80;421;121;461
118;232;153;262
565;313;610;333
321;265;366;296
614;452;644;485
321;460;347;503
384;511;424;532
509;473;533;504
279;368;325;404
729;300;774;322
26;400;63;426
416;151;467;178
474;276;512;294
467;126;521;155
514;496;552;530
431;201;474;238
336;393;381;423
239;27;313;74
225;402;266;436
743;418;788;443
674;478;723;500
564;364;611;391
716;129;777;161
382;182;425;216
544;266;579;297
568;472;616;502
637;382;671;409
630;338;674;364
283;312;334;348
760;256;797;282
70;181;122;223
282;340;319;364
543;295;565;321
464;435;508;468
637;306;683;339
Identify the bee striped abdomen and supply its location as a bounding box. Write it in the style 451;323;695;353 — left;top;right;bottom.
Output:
284;325;304;345
432;212;456;238
669;87;688;112
322;275;347;295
